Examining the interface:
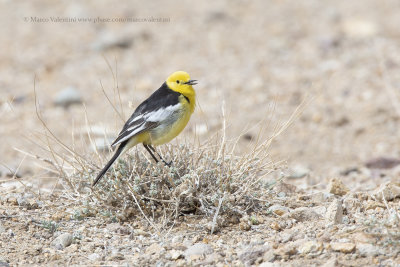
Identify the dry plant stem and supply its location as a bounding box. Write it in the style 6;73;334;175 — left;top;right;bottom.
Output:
27;134;77;171
194;96;210;138
33;76;88;167
14;149;63;177
44;133;76;193
83;104;101;163
114;57;125;121
99;80;124;123
0;155;34;195
211;193;225;234
381;191;400;222
102;55;125;121
126;176;160;234
217;100;226;161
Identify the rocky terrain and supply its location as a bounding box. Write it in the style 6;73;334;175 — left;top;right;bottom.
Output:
1;175;400;266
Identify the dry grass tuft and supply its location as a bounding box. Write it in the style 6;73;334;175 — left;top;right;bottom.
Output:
28;64;308;233
60;126;283;232
29;98;302;233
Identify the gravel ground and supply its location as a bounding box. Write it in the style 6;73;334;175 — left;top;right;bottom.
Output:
1;0;400;266
1;176;400;266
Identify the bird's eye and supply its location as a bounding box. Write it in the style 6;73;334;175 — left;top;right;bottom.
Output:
176;80;180;84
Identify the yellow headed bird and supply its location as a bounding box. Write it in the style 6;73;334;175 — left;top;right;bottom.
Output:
93;71;197;186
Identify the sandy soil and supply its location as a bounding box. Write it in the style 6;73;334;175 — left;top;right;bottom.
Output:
1;0;400;266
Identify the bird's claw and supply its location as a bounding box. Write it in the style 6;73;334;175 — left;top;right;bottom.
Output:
163;160;172;167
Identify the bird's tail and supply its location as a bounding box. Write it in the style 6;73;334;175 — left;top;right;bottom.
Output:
92;141;127;186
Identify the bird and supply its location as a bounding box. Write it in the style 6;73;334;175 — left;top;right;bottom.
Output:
92;71;197;186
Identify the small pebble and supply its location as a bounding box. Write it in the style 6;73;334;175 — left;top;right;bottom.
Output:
325;198;343;224
330;242;355;253
290;207;321;222
51;233;73;250
298;241;323;254
329;178;349;196
54;87;83;108
184;243;214;258
372;182;400;201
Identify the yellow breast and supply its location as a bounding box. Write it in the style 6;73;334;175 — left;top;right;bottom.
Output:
148;95;193;146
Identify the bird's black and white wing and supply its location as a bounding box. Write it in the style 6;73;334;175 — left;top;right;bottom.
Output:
111;83;182;147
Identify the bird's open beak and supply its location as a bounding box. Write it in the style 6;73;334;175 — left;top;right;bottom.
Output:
184;80;198;85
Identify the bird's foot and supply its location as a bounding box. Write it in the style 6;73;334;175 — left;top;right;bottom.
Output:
162;160;172;167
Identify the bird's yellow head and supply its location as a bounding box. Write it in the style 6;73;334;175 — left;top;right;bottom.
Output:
166;71;197;111
166;71;197;95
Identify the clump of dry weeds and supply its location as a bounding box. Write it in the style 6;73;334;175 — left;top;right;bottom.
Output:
74;135;279;226
31;101;299;233
28;65;306;233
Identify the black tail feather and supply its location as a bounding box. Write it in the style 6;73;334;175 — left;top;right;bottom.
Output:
92;142;127;186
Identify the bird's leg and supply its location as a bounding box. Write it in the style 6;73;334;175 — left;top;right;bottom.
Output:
148;145;172;166
143;144;159;163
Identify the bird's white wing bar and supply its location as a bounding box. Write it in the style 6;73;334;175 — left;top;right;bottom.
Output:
146;103;181;122
111;121;147;146
125;104;180;132
126;121;146;132
128;114;144;124
111;103;181;147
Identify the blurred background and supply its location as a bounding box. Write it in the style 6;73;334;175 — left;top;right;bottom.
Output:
1;0;400;190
